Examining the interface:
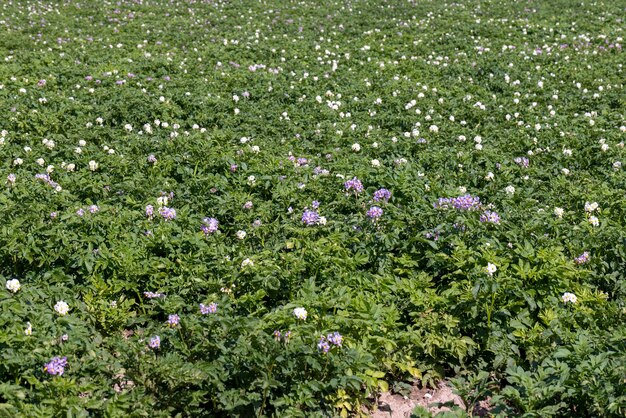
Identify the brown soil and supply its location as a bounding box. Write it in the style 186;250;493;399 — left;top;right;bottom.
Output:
369;381;465;417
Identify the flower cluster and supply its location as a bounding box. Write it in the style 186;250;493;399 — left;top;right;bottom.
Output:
6;279;20;293
344;177;364;193
43;357;68;376
574;252;590;264
366;206;383;220
480;211;501;224
199;303;218;314
293;307;307;320
317;332;343;353
201;217;219;235
144;291;165;299
159;206;177;221
562;292;577;304
167;314;180;327
434;194;481;211
373;188;392;202
148;336;161;349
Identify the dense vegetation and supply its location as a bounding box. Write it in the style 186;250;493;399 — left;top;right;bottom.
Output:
0;0;625;416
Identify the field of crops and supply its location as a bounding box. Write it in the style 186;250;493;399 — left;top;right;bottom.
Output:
0;0;625;416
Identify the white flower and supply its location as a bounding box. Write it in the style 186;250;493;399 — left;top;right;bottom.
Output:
554;207;564;218
351;143;361;152
584;202;599;212
588;216;599;227
96;117;103;124
36;158;45;166
561;168;570;175
563;149;572;156
66;163;75;172
236;230;247;240
293;307;308;320
318;216;327;225
475;143;483;150
241;258;254;268
251;145;260;153
79;140;87;147
89;160;98;171
613;161;622;171
562;292;577;304
24;146;32;153
486;263;497;276
46;165;54;173
458;186;467;193
601;143;609;152
24;322;32;336
247;175;256;186
54;301;70;316
124;124;133;132
6;279;20;293
505;185;515;195
371;159;380;168
13;158;23;166
429;125;439;133
485;172;494;181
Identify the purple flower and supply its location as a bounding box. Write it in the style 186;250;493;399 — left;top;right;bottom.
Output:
76;208;85;217
230;164;238;172
159;207;176;221
148;336;160;349
434;194;481;211
302;210;320;225
50;212;58;219
311;200;320;209
88;205;99;214
373;188;391;202
167;314;180;327
243;201;253;210
514;157;530;168
344;177;364;193
143;291;165;299
200;302;217;314
317;336;331;353
480;211;501;224
327;332;343;347
273;330;282;341
201;217;219;235
43;356;67;375
147;154;157;163
38;79;46;87
366;206;383;219
574;251;590;264
7;173;16;184
145;205;154;218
